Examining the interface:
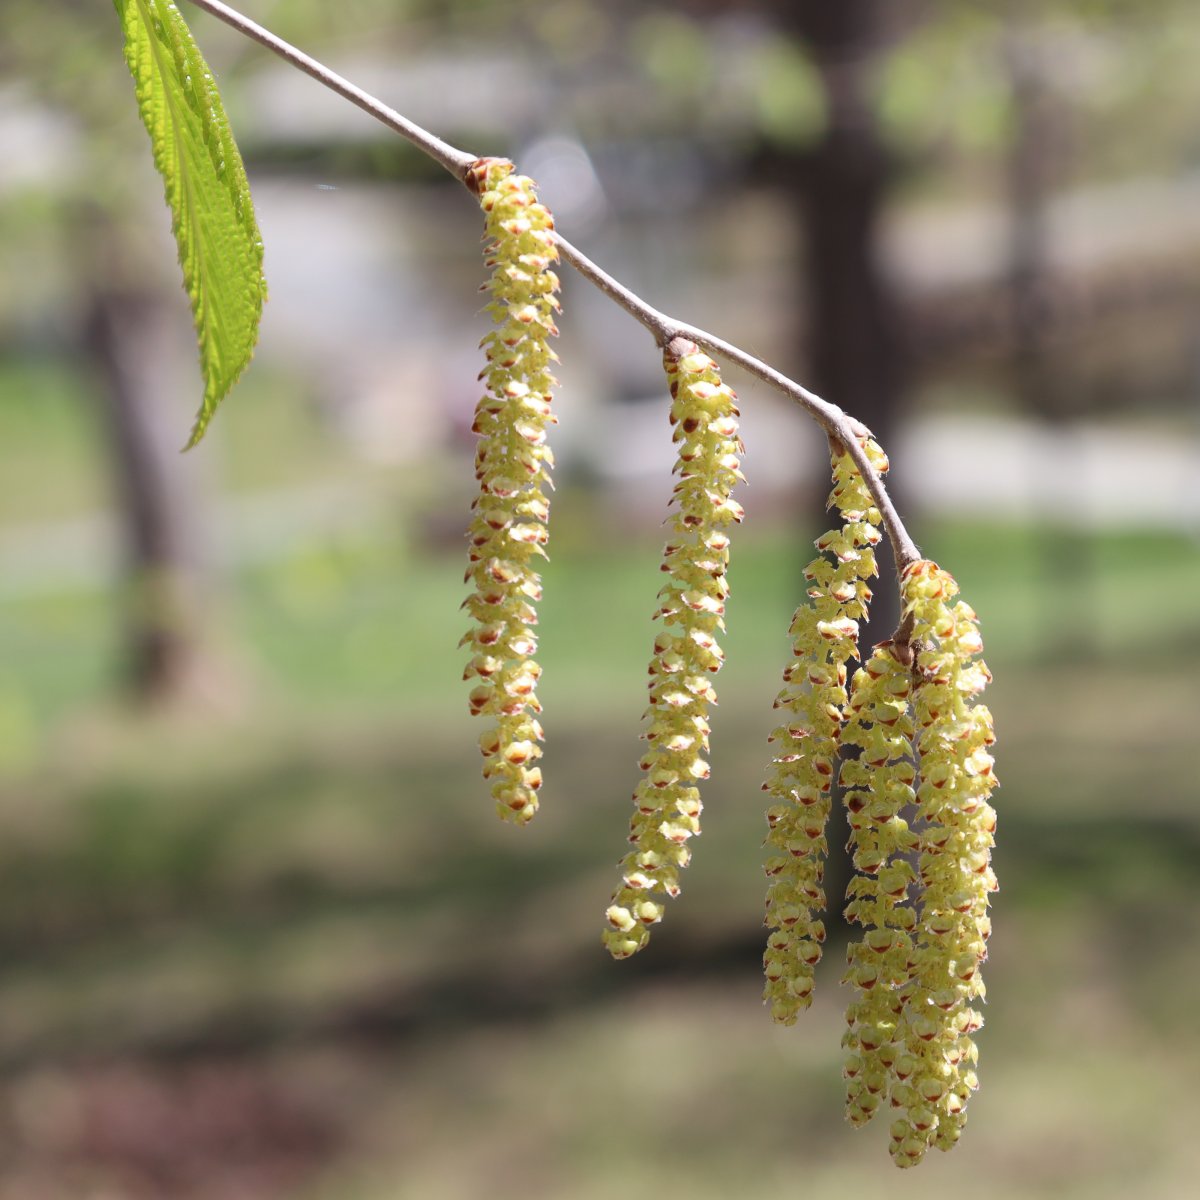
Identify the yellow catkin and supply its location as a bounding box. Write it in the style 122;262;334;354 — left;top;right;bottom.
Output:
762;433;888;1023
887;560;997;1167
840;642;919;1129
602;339;744;959
461;158;561;825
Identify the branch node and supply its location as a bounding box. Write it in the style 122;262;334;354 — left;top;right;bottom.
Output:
891;612;917;667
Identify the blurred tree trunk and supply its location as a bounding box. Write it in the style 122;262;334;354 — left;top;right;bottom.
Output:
753;0;911;925
1003;22;1092;657
775;0;909;647
86;281;221;705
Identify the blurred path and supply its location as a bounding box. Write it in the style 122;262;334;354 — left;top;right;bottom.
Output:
0;414;1195;600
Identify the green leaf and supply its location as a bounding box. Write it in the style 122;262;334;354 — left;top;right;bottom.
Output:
114;0;266;447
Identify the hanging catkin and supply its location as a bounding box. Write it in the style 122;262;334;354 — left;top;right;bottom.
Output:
603;338;744;958
761;432;888;1022
461;158;561;825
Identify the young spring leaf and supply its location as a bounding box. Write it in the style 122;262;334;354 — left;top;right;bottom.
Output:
113;0;267;447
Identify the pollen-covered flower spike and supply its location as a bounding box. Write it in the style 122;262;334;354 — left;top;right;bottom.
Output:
761;431;889;1023
887;560;997;1167
602;338;744;959
840;641;919;1130
461;158;561;825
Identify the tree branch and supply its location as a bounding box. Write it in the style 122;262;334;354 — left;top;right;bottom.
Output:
184;0;921;571
185;0;475;178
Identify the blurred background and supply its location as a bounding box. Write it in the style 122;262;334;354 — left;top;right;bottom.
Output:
1;0;1198;1196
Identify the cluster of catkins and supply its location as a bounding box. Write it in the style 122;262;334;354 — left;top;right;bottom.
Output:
761;447;997;1167
460;160;996;1167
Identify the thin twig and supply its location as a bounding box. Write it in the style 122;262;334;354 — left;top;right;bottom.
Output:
552;236;920;566
184;0;921;571
185;0;475;178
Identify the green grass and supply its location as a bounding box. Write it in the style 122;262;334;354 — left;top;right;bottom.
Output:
0;358;110;524
4;508;1196;729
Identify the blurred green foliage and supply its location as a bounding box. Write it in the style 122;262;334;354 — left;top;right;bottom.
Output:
0;505;1196;1195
